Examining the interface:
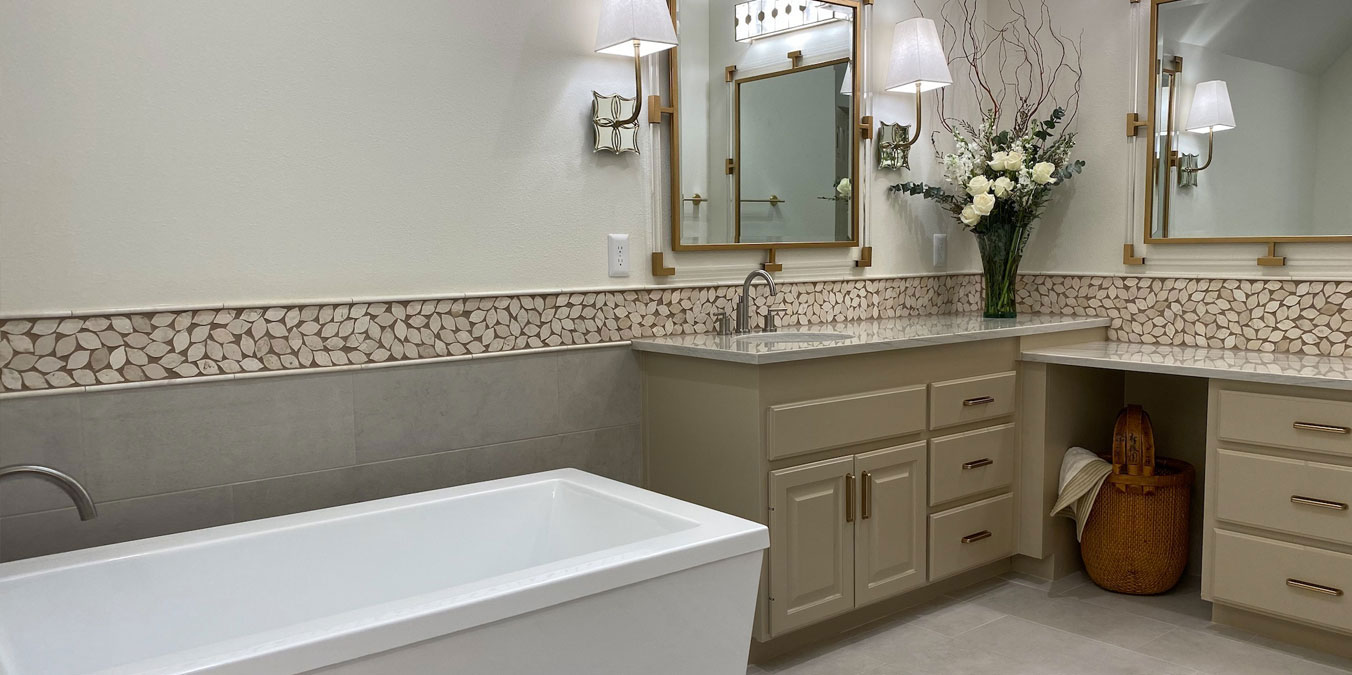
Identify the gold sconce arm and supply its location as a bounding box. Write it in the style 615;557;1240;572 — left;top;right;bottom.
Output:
599;41;645;128
896;83;925;149
1181;129;1214;173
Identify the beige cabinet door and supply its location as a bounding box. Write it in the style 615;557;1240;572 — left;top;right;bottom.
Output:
768;456;855;637
854;441;928;606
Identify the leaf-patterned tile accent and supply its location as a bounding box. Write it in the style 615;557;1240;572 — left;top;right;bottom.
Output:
1;275;1347;394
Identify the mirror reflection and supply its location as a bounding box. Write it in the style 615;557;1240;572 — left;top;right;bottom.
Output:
675;0;858;247
1148;0;1352;240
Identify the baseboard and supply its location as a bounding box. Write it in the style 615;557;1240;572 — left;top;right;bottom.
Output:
1212;604;1352;660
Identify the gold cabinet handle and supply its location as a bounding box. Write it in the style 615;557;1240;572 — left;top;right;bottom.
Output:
845;473;855;523
1293;422;1351;435
963;396;996;407
861;471;872;520
1291;495;1349;511
962;458;994;470
961;530;992;544
1286;579;1344;597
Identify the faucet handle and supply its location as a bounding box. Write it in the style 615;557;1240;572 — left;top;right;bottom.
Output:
713;311;734;336
764;307;789;333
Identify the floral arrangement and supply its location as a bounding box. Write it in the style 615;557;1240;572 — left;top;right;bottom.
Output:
889;0;1085;318
819;177;852;202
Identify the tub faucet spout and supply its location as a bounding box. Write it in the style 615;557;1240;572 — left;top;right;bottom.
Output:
0;465;98;520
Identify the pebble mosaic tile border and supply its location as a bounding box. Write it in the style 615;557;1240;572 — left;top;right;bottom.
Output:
1017;276;1352;356
1;274;1346;395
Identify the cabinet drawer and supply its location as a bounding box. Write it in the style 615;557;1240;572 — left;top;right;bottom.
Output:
1216;449;1352;545
1217;391;1352;457
929;372;1017;431
766;386;926;461
1212;530;1351;633
929;493;1014;581
929;424;1016;506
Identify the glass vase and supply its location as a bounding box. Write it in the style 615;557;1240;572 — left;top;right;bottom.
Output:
976;219;1028;319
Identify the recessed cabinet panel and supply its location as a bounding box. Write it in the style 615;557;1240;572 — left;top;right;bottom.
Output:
1212;530;1352;634
930;424;1016;506
929;372;1017;431
768;456;855;637
929;493;1015;581
766;386;926;461
1216;449;1352;546
1217;391;1352;457
855;442;928;607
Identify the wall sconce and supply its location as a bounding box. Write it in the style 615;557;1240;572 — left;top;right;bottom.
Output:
592;0;678;154
1181;80;1235;174
884;17;952;150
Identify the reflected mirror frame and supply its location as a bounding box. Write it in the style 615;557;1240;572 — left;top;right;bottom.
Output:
1141;0;1352;245
662;0;866;251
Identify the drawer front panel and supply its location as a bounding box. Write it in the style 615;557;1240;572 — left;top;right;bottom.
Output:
1212;530;1351;633
1216;449;1352;545
767;386;926;461
929;492;1015;581
1217;391;1352;457
929;424;1016;506
929;372;1017;431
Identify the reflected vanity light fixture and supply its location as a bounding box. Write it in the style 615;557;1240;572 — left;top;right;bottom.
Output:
1181;80;1235;173
884;17;952;150
592;0;678;153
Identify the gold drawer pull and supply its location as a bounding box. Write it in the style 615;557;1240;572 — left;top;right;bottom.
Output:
861;471;873;521
845;473;855;523
963;396;996;407
1293;422;1351;435
962;458;994;470
961;530;992;544
1286;579;1344;597
1291;495;1349;511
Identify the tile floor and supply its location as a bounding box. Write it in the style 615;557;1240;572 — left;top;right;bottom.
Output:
749;573;1352;675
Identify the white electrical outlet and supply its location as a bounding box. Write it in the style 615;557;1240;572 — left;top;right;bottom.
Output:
607;234;630;277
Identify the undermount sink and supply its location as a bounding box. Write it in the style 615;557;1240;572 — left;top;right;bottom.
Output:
734;331;854;343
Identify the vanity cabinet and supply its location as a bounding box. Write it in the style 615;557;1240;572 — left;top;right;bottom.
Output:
637;337;1025;643
767;443;927;635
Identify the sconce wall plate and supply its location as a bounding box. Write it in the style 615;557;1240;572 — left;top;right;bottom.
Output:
1177;153;1198;187
877;122;912;170
593;92;640;154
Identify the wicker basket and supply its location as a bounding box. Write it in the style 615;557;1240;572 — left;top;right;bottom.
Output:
1080;405;1195;595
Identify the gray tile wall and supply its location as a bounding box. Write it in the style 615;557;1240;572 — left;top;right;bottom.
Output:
0;346;642;562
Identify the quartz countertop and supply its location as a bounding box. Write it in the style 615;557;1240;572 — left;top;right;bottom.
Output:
628;313;1111;364
1020;341;1352;391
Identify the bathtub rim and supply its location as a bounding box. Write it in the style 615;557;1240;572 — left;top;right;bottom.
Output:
0;469;769;675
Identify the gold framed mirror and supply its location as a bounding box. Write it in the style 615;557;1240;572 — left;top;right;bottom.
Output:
1141;0;1352;252
659;0;865;253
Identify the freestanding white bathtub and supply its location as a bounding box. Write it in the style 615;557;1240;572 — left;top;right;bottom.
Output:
0;469;768;675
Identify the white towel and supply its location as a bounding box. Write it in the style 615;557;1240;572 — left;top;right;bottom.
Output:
1049;447;1113;541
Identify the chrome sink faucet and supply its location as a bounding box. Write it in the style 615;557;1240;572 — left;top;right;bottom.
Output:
0;465;98;520
736;269;777;333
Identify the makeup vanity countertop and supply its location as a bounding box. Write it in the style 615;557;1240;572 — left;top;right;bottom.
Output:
629;313;1110;364
1020;340;1352;391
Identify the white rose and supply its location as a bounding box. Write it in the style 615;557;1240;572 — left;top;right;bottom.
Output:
992;176;1013;198
1031;161;1057;185
966;175;991;196
836;177;852;198
989;151;1009;172
1005;151;1025;169
972;193;996;216
960;205;981;226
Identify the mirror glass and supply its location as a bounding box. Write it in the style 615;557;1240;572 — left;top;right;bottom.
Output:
674;0;858;248
1148;0;1352;239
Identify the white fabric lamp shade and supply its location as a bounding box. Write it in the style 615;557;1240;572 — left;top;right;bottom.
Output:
885;18;952;93
595;0;678;57
1186;80;1236;133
